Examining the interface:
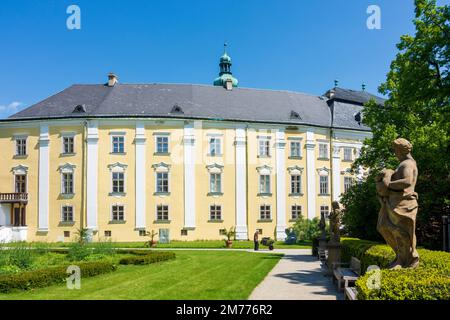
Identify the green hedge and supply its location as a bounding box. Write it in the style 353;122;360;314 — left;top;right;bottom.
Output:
119;251;176;265
0;261;116;293
341;237;450;300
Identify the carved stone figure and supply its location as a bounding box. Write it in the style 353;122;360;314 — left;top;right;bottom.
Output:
319;211;327;239
376;138;419;269
329;201;342;243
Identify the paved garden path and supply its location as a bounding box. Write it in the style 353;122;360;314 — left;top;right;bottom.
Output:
249;249;344;300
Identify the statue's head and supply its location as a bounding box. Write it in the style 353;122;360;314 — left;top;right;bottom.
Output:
393;138;412;160
332;201;340;210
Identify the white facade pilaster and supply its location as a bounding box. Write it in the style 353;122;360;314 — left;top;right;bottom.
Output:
275;129;287;240
183;123;196;229
38;124;50;231
305;130;316;220
86;121;99;231
135;122;146;230
235;126;248;240
331;144;341;201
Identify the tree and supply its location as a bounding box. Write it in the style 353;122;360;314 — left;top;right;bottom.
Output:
354;0;450;249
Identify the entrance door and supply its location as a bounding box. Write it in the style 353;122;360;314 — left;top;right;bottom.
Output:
159;228;170;244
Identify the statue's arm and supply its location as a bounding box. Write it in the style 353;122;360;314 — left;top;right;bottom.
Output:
388;167;413;190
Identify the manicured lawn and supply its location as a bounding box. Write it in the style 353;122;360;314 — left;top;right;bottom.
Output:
0;250;282;300
1;240;311;249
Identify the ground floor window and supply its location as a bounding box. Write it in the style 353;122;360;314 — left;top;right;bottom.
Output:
291;205;302;220
320;205;329;217
210;205;222;220
112;205;125;221
61;206;73;222
259;205;271;220
104;230;112;237
157;205;169;221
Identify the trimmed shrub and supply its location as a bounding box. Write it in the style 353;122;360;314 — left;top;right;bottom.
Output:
341;237;450;300
356;268;450;300
119;251;175;265
0;261;116;293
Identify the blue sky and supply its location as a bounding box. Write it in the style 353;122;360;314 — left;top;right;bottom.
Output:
0;0;448;118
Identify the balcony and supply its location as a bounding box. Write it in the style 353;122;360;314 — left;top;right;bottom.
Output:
0;193;28;204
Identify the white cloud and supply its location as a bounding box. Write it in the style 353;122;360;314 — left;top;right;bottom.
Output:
0;101;24;116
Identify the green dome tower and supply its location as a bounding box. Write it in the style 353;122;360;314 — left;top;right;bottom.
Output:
213;43;239;88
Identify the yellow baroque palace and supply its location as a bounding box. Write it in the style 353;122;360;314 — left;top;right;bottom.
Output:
0;52;382;243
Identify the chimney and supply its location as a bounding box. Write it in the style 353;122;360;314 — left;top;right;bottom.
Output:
224;78;233;91
107;73;118;87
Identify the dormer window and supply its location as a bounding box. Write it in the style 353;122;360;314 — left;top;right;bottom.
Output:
73;104;86;113
290;110;301;120
170;104;184;114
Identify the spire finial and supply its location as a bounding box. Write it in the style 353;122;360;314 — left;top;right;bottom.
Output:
224;42;228;53
362;83;366;91
334;79;339;87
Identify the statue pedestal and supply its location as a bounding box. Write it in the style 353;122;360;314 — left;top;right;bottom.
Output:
326;242;341;276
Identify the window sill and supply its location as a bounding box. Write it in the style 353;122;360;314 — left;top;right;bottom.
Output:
109;220;126;224
208;192;223;197
208;219;223;223
59;221;75;226
257;219;273;223
317;157;330;161
258;193;272;197
207;154;223;157
288;156;303;160
110;152;127;155
257;155;271;158
60;193;75;199
153;152;171;156
109;192;126;197
342;160;353;163
289;193;304;197
60;153;76;157
154;192;170;196
154;220;171;224
13;155;28;159
289;219;299;222
318;193;331;197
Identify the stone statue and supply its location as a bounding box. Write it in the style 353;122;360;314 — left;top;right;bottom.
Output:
329;201;342;243
376;138;419;269
319;211;327;239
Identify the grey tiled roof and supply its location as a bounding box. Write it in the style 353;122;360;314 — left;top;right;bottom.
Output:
6;83;380;131
331;101;370;131
327;87;386;106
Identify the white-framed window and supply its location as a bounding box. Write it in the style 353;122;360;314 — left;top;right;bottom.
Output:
320;205;329;217
15;137;27;156
156;172;169;193
111;205;125;221
260;205;271;220
344;176;355;193
343;147;353;161
258;137;271;157
15;174;27;193
210;173;222;193
153;162;170;194
108;163;127;195
210;205;222;220
209;137;222;156
291;175;301;195
112;172;125;193
319;143;329;159
62;172;74;194
319;176;329;195
290;141;301;157
112;135;125;153
291;205;302;220
61;205;74;222
156;136;169;154
156;205;169;221
259;175;271;194
62;136;75;154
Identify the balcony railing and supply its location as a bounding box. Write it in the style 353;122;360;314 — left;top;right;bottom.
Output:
0;193;28;203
